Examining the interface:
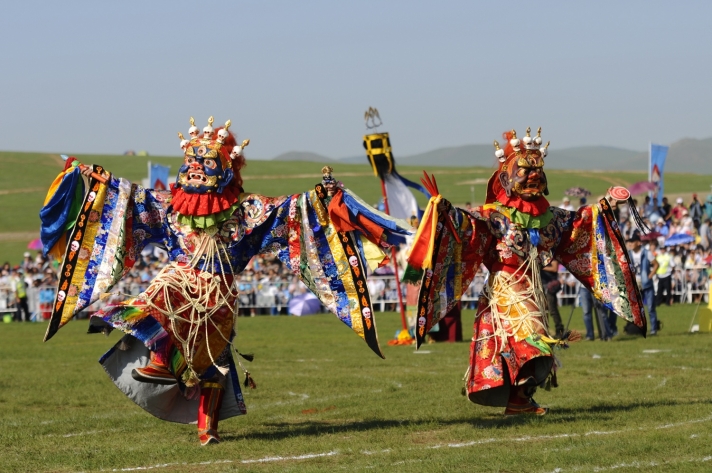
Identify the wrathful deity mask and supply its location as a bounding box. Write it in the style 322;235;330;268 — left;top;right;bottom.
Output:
495;128;550;202
177;143;234;194
499;149;548;201
176;117;234;194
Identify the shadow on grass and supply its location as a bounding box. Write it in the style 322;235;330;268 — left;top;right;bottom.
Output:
551;397;712;417
222;415;531;442
221;397;712;442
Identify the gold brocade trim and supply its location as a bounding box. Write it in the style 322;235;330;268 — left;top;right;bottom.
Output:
326;230;364;338
590;204;602;300
61;182;108;325
301;192;336;312
309;189;329;227
201;381;224;390
453;218;468;299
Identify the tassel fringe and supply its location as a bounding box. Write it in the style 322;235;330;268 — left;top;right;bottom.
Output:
627;197;651;234
182;369;200;387
243;371;257;389
238;352;254;362
564;329;582;343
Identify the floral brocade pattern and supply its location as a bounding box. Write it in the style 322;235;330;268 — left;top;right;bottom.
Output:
417;201;645;406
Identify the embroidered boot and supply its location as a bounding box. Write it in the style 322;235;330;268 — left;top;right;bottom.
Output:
131;347;176;385
504;385;548;416
198;382;225;446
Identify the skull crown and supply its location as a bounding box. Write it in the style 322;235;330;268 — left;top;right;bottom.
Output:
177;116;250;161
493;127;550;163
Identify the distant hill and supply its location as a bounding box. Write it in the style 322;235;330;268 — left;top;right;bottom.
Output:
392;144;497;167
271;151;335;162
546;146;642;170
655;137;712;173
336;144;497;167
329;137;712;173
336;144;641;170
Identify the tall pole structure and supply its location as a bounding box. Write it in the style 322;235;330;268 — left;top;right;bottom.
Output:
362;107;408;332
380;179;408;331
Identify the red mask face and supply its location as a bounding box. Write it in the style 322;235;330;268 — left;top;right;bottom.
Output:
498;150;548;202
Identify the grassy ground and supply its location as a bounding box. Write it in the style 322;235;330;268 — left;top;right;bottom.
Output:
1;303;711;472
2;150;711;263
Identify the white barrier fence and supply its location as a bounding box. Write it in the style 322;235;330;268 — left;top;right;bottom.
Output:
1;267;708;321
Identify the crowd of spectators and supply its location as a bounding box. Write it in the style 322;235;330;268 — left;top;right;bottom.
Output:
557;192;712;307
3;192;710;322
0;252;59;322
0;246;333;321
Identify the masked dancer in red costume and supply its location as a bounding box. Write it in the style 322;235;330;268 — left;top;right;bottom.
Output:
40;117;411;444
406;127;648;415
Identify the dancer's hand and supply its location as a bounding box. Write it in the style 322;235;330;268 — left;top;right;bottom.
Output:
79;164;93;177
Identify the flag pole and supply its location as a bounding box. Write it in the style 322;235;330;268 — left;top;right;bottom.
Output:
648;142;653;204
380;179;408;332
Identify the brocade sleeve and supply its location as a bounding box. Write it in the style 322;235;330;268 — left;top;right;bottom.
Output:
411;201;493;347
226;185;412;358
43;167;179;341
554;200;646;331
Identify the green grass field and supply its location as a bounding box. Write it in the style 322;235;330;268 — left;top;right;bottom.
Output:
2;150;711;263
1;304;711;472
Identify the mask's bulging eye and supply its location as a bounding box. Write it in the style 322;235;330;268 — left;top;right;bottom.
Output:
204;159;217;169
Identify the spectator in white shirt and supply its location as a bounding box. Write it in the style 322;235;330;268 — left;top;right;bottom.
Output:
560;197;575;211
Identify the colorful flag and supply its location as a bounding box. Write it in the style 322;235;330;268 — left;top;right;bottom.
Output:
649;144;668;206
148;162;170;190
363;132;430;223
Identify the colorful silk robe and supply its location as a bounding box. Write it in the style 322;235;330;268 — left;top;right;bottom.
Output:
41;166;410;419
414;198;646;406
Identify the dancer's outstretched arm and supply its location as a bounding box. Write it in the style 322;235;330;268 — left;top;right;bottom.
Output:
554;191;647;334
224;168;412;358
40;160;179;341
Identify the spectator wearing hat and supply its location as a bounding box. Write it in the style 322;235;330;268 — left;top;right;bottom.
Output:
561;197;575;211
578;197;587;210
689;194;703;231
679;209;694;234
627;234;659;335
22;252;33;272
671;197;687;223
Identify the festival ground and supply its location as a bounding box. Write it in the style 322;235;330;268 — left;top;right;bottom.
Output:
1;304;711;472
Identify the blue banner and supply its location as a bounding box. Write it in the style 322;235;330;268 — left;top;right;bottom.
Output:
149;162;170;191
649;144;668;206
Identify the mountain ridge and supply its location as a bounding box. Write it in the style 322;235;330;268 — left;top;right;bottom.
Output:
272;137;712;173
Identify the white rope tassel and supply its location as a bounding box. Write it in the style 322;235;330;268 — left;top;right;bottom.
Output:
139;230;239;383
478;246;549;362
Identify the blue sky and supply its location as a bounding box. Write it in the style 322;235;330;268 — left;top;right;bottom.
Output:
1;1;710;159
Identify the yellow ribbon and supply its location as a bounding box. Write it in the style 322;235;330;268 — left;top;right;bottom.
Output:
408;194;442;270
